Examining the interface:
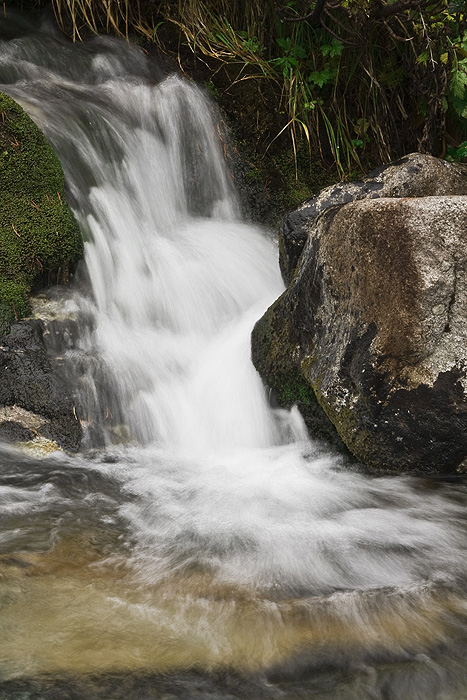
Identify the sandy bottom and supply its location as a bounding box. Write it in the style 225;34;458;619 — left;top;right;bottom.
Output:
1;541;467;681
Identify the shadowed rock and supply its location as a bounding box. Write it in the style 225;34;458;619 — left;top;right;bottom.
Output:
0;320;81;451
253;155;467;473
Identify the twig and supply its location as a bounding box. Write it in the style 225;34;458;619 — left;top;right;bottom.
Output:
323;8;359;45
419;7;437;70
384;19;413;42
277;0;326;25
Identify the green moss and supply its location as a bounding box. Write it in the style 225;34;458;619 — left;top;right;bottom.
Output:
275;372;336;443
276;376;316;406
252;304;344;447
204;80;220;99
277;372;346;447
0;277;30;336
0;92;83;335
270;146;320;209
238;139;336;228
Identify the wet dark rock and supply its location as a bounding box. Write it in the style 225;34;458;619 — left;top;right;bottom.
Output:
0;420;34;443
0;319;81;451
279;153;467;286
253;155;467;474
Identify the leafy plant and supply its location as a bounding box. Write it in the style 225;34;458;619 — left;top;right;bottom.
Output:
36;0;467;178
447;31;467;119
446;140;467;160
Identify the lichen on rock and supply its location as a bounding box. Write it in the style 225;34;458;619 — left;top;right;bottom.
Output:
279;153;467;286
252;154;467;474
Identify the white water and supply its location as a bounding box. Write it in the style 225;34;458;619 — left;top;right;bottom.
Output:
2;21;467;618
1;30;287;452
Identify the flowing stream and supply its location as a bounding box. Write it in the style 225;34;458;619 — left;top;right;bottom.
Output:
2;13;467;700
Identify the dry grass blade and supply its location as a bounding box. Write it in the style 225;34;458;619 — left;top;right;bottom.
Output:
51;0;140;40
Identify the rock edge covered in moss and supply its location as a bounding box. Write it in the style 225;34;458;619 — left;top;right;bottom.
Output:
0;90;83;335
0;91;83;451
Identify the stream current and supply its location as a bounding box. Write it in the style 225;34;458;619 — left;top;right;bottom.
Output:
2;13;467;700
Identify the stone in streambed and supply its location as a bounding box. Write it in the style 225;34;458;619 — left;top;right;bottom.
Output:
0;320;81;451
0;419;34;443
253;155;467;474
279;153;467;286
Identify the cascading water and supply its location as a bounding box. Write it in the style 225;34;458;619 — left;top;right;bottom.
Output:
0;26;285;452
65;71;286;452
2;14;467;700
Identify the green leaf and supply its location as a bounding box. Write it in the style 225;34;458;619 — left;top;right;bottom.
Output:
447;141;467;161
449;93;467;118
291;45;307;59
308;66;337;88
450;68;467;100
277;36;291;51
354;117;370;136
417;50;429;65
321;39;343;59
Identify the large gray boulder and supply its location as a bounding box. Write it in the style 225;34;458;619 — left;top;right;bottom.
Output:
252;154;467;474
280;153;467;285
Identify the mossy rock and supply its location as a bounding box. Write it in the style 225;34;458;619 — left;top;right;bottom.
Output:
251;290;346;450
0;276;30;334
0;91;83;335
253;167;467;474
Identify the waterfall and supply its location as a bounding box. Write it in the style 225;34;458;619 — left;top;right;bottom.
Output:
2;16;467;696
1;27;287;453
1;18;465;590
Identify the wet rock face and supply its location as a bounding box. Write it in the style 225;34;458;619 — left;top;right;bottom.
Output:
253;155;467;474
0;320;82;451
279;153;467;286
0;420;34;443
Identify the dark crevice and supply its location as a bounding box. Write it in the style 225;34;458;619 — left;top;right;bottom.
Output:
444;265;457;333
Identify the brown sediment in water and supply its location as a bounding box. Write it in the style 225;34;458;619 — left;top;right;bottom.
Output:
1;546;466;680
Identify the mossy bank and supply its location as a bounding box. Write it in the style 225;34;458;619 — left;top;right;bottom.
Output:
0;91;82;335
